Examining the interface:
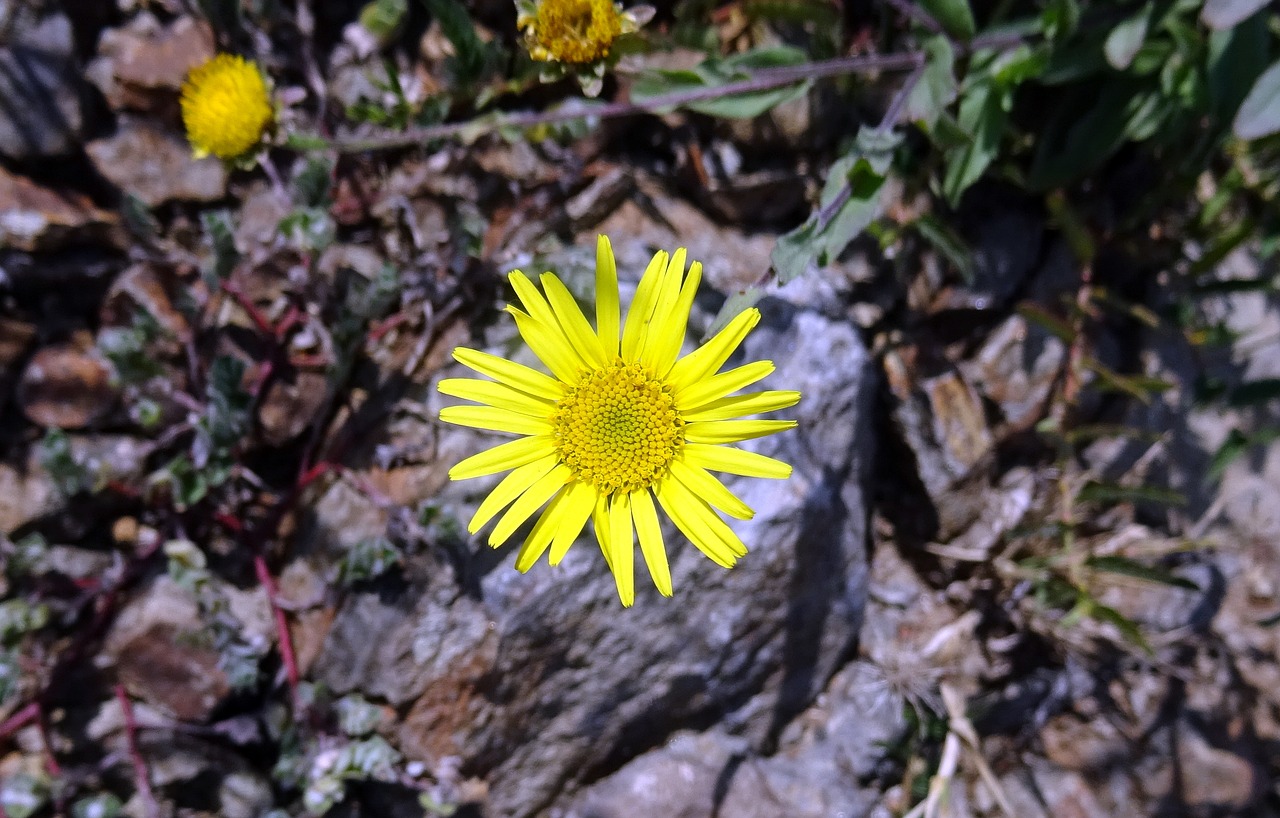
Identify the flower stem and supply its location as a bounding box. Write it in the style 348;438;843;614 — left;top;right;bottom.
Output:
296;34;1026;154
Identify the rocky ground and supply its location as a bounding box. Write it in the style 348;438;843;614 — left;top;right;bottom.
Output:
2;2;1280;817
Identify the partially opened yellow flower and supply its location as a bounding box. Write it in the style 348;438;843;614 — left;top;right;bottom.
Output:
180;54;274;161
440;237;799;606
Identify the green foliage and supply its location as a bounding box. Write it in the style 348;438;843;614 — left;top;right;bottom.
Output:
0;774;49;818
38;429;88;496
201;210;240;284
1235;60;1280;139
772;127;900;283
338;536;402;585
918;0;975;40
631;46;812;119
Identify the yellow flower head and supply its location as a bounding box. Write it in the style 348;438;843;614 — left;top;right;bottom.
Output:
180;54;274;161
518;0;638;64
439;236;800;606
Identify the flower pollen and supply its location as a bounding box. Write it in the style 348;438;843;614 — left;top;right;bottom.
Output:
529;0;624;64
553;359;683;494
180;54;273;160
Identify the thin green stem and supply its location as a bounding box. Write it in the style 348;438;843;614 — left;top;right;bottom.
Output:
295;32;1026;154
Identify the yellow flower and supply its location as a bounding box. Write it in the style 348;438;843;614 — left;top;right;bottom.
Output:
180;54;274;160
517;0;641;64
439;236;800;606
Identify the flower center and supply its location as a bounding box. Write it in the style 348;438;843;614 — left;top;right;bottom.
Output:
532;0;623;63
552;359;684;495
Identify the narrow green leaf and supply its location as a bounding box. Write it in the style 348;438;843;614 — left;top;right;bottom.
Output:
1076;480;1185;506
906;37;957;131
1201;0;1270;30
1104;3;1151;70
1234;60;1280;139
1090;601;1154;654
917;0;975;39
1016;302;1075;342
702;288;765;341
912;214;973;281
1086;556;1199;590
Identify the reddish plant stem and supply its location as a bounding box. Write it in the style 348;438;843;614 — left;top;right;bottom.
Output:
219;280;276;337
0;702;38;742
254;553;301;700
35;706;61;777
114;686;160;818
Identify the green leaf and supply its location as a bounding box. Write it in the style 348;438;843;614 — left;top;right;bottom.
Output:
1201;0;1271;30
702;288;764;342
917;0;975;39
941;80;1005;206
1016;302;1075;342
1089;601;1154;654
201;210;239;284
771;127;900;282
1086;556;1199;590
1039;0;1081;41
1104;2;1152;70
1234;60;1280;140
421;0;488;83
906;37;957;130
359;0;408;41
1207;14;1270;126
631;46;811;120
1027;79;1163;190
1075;480;1185;506
911;214;973;281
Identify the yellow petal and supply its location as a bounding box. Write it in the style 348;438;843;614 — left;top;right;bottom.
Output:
596;235;620;355
549;480;595;565
489;464;572;546
541;273;608;367
608;491;636;607
654;476;743;568
681;391;801;423
453;347;564;400
449;435;555;480
467;454;559;534
669;459;754;520
509;271;560;331
631;489;672;596
684;419;797;444
676;360;774;411
439;405;553;436
437;378;556;416
667;308;761;392
682;443;793;479
515;485;573;571
639;248;685;368
621;250;668;362
652;261;701;378
593;492;613;572
509;307;585;384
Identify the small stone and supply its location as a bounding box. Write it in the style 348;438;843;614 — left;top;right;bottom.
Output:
18;343;118;429
1176;727;1259;810
257;370;330;446
963;313;1065;432
88;14;215;112
0;456;59;536
0;167;120;252
87;118;227;206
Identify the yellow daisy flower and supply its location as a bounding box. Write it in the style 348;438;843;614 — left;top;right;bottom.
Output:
180;54;274;161
438;236;800;606
516;0;647;65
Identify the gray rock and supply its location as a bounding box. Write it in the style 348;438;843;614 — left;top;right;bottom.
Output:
312;286;873;817
0;12;86;159
459;299;871;817
564;661;900;818
86;117;227;206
